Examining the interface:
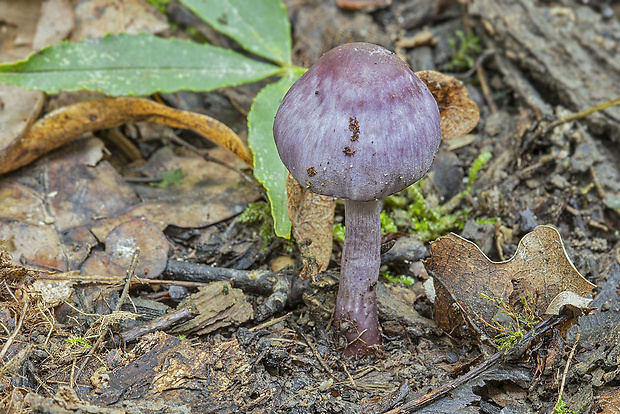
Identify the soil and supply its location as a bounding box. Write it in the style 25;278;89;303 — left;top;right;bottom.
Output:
1;0;620;413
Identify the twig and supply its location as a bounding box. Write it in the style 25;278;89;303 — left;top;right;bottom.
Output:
339;359;357;389
476;60;498;113
494;220;505;261
384;315;568;413
74;250;140;385
556;333;580;406
120;307;194;343
249;313;291;332
545;97;620;131
301;332;338;381
39;273;212;288
0;297;29;363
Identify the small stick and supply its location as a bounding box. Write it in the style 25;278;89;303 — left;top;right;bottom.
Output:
384;315;567;413
120;307;194;343
0;297;29;363
556;333;580;406
74;250;140;384
339;359;357;389
545;97;620;131
301;332;338;381
494;220;505;261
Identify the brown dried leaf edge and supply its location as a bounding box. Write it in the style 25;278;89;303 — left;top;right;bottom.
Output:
0;97;253;175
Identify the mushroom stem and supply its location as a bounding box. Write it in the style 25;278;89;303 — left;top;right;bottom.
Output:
334;199;382;355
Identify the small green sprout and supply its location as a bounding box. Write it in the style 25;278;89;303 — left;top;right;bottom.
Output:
465;151;493;194
552;398;579;414
475;217;499;225
66;336;90;347
446;30;482;71
333;223;346;243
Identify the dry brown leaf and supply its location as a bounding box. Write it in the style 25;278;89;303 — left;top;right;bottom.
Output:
286;174;336;280
81;217;168;279
0;97;253;175
71;0;168;41
426;225;595;341
415;70;480;140
32;0;74;50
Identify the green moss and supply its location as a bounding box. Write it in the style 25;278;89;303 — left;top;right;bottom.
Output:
552;398;579;414
66;336;90;348
380;212;398;234
237;201;275;249
145;0;171;13
479;293;538;351
381;271;416;285
150;168;184;188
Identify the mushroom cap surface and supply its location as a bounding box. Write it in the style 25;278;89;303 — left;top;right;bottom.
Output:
273;42;441;201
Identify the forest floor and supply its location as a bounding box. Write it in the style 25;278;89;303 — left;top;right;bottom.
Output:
1;0;619;413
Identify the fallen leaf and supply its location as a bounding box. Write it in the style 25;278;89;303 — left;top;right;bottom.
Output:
0;221;68;271
71;0;168;41
416;70;480;140
32;0;74;50
81;217;168;279
0;97;253;175
286;174;336;280
426;225;595;341
0;85;45;156
88;146;259;236
545;290;594;316
0;137;257;271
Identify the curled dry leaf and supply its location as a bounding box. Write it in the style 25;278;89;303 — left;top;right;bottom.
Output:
286;174;336;280
0;97;253;175
415;70;480;140
426;225;595;342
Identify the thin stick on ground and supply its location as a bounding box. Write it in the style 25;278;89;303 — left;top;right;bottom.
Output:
384;314;568;414
556;333;580;408
546;97;620;131
0;297;30;363
73;249;141;385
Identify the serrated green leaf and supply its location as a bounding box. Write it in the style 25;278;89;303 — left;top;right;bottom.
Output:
0;33;282;96
248;72;303;238
180;0;291;65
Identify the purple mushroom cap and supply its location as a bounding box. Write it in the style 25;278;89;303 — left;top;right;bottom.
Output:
274;42;441;201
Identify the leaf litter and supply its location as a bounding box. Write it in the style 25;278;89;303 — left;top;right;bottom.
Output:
427;225;595;344
1;0;619;413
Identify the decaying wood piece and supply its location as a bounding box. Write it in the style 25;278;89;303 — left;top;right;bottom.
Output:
91;332;253;411
168;281;253;336
26;386;126;414
468;0;620;141
120;307;194;343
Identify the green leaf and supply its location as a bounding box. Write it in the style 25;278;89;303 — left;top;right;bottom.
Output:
0;33;282;96
248;72;303;238
179;0;291;65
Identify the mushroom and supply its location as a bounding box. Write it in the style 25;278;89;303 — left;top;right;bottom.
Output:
273;42;441;355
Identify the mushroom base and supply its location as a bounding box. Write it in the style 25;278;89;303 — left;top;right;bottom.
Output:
334;199;382;355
